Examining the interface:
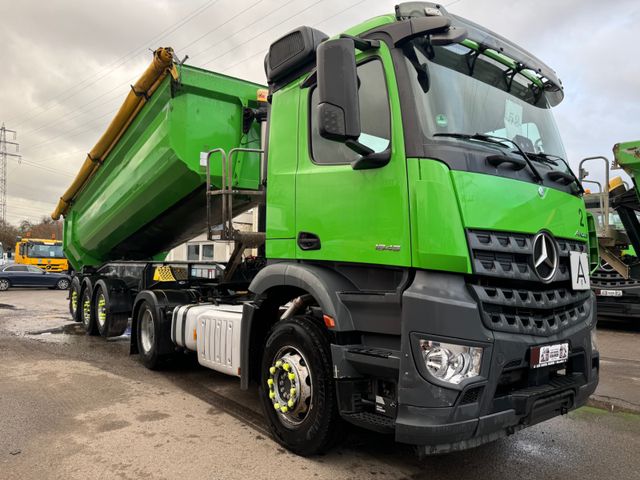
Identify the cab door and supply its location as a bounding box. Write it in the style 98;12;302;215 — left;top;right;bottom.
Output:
295;49;411;267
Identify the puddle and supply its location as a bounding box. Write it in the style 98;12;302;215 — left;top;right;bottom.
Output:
25;322;131;345
29;323;87;336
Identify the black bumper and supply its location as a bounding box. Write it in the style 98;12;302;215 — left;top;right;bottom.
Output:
336;270;600;453
596;296;640;318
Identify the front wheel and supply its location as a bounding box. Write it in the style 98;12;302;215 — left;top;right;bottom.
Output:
56;278;70;290
259;316;341;456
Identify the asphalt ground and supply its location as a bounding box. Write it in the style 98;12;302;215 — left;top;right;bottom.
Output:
1;289;639;480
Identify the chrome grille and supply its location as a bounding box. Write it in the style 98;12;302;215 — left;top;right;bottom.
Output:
467;229;591;336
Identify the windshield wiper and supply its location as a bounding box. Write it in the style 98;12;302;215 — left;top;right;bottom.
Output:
523;151;585;194
434;132;544;183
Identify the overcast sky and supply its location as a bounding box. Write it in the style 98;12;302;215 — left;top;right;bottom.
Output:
1;0;638;224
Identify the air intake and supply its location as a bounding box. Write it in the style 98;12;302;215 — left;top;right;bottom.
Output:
264;26;328;90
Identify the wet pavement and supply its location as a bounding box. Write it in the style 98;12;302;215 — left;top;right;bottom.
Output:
1;289;639;479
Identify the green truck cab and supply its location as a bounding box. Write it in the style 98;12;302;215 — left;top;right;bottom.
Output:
60;3;599;456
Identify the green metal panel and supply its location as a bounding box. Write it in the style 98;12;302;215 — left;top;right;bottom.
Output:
452;171;589;240
64;65;265;270
407;159;471;273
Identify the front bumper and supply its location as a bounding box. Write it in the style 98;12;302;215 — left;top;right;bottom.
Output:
596;295;640;319
336;270;599;453
396;271;599;452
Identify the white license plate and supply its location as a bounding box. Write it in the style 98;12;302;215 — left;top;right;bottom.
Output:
530;342;569;369
569;251;590;290
597;289;623;297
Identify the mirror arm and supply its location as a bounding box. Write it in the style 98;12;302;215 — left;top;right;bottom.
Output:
345;139;374;157
351;149;391;171
339;34;380;51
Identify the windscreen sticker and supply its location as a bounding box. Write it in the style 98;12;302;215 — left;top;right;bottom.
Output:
504;98;523;139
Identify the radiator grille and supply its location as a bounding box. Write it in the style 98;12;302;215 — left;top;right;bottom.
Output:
467;229;591;337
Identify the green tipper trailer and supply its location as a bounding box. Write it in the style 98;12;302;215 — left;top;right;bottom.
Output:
62;65;264;270
57;2;600;457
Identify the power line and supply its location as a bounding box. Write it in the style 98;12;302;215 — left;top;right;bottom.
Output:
200;0;324;68
219;0;369;74
8;0;222;129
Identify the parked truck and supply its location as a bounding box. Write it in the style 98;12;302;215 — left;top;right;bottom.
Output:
54;3;600;456
581;141;640;320
14;237;68;272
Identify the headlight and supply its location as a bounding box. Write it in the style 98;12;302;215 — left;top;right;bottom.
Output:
591;328;598;353
419;340;483;384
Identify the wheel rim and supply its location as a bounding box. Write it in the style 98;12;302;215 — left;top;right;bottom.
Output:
0;279;9;290
82;295;91;327
71;290;78;315
97;293;107;328
58;279;69;290
140;309;155;354
266;346;313;426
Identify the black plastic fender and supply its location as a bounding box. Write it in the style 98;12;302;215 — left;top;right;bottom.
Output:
248;262;358;331
130;289;199;355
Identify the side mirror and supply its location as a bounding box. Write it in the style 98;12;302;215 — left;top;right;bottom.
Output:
316;37;391;169
316;38;361;144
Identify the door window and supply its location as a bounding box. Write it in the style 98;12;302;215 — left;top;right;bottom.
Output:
5;265;27;272
27;266;43;273
310;59;391;165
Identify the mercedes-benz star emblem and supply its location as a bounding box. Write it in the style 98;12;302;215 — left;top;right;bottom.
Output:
532;232;558;283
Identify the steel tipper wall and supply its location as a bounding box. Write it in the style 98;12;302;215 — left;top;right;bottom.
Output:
63;65;265;270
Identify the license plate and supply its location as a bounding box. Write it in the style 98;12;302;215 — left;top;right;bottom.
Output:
569;251;590;290
597;289;623;297
530;342;569;369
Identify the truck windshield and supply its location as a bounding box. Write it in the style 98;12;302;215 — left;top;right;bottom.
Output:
402;39;568;162
27;243;65;258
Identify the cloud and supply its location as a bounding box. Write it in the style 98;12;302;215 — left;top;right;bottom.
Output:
1;0;637;225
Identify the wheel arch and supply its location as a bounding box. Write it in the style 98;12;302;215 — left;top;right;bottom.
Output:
241;262;357;390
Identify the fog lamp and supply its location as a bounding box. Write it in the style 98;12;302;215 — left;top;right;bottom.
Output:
419;340;483;384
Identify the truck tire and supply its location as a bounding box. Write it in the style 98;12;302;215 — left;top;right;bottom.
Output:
69;277;81;322
80;284;99;336
136;300;166;370
259;315;341;456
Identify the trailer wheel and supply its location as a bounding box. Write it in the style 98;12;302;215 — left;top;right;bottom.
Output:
69;278;81;321
94;285;110;337
259;315;341;456
136;300;164;370
81;286;99;335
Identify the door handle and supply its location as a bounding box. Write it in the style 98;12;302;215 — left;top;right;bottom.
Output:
297;232;321;251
